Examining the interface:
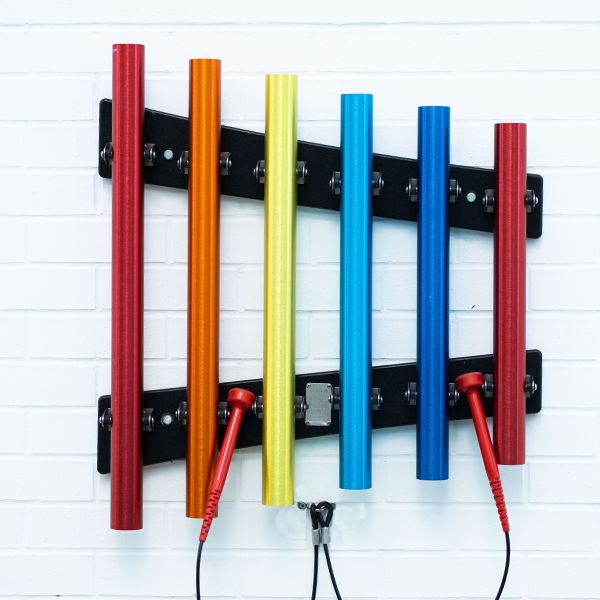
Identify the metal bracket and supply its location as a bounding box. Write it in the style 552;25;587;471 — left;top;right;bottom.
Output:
96;349;542;473
304;382;333;426
98;100;543;238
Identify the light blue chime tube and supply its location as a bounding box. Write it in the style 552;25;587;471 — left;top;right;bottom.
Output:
339;94;373;489
416;106;450;481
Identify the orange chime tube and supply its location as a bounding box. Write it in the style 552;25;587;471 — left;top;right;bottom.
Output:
186;59;222;518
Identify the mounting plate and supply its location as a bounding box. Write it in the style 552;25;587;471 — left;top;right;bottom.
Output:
97;349;542;473
98;100;543;238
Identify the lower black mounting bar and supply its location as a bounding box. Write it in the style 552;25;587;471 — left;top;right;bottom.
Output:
97;349;542;474
98;100;543;238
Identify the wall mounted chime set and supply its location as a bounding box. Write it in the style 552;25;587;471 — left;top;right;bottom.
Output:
97;44;543;598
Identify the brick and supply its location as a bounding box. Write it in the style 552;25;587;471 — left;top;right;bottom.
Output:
0;317;25;357
97;551;234;597
26;123;97;168
27;505;166;548
0;364;95;406
0;172;95;216
0;506;23;547
385;458;527;503
379;554;524;598
0;267;95;310
0;221;26;262
527;557;600;598
28;410;96;455
0;553;94;596
455;506;596;552
529;461;600;503
0;77;93;121
0;409;25;453
168;503;306;550
0;458;93;500
531;266;600;310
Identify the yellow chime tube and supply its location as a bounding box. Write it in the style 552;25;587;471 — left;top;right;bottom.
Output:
262;74;298;506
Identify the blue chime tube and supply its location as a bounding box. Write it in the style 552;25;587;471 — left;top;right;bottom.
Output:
339;94;373;489
416;106;450;481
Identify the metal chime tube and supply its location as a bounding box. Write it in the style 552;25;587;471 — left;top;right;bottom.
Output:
416;106;450;481
186;58;221;518
339;94;373;490
493;123;527;465
111;43;144;530
263;74;297;506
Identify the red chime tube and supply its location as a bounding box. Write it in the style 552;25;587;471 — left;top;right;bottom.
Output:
493;123;527;465
110;43;145;530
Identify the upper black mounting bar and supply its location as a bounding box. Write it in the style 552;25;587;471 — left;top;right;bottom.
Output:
97;349;542;474
98;100;543;238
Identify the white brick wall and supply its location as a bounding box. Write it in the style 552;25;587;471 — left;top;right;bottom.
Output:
0;1;599;597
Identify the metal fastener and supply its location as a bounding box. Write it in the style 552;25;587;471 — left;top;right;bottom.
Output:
449;179;461;203
371;387;383;410
160;413;174;426
253;160;265;183
100;142;113;165
372;172;384;195
99;407;112;430
483;374;494;398
483;189;495;213
220;151;232;176
448;382;460;407
177;150;189;174
175;401;187;425
406;178;418;202
143;143;156;167
405;381;418;405
217;402;230;425
525;189;538;213
142;408;155;432
524;374;537;397
296;161;308;184
329;171;341;195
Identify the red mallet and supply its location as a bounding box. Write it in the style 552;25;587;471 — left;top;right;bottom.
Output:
456;372;509;533
199;388;256;542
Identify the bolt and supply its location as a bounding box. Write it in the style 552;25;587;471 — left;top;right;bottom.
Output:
143;143;156;167
329;171;341;195
220;151;232;176
296;161;308;184
372;172;384;195
99;407;112;429
160;413;174;426
177;151;189;174
483;189;495;213
254;160;265;183
100;142;113;165
525;189;538;213
406;178;418;202
175;401;187;425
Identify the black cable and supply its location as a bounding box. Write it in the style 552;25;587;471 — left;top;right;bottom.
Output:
309;503;320;600
196;540;203;600
311;543;319;600
314;502;343;600
495;531;510;600
323;543;342;600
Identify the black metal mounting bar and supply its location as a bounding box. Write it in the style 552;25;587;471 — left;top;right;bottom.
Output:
98;100;543;238
97;349;542;474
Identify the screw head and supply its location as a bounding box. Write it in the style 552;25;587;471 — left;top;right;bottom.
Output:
160;413;174;426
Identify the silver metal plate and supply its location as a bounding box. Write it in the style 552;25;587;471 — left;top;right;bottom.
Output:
305;382;333;426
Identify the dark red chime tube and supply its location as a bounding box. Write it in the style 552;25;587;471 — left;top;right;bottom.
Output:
493;123;526;465
110;44;145;530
